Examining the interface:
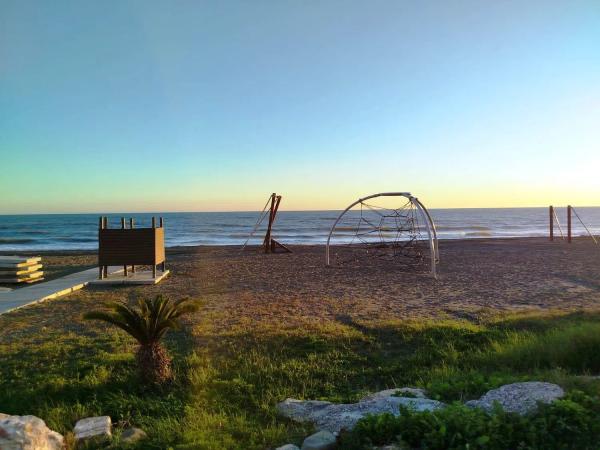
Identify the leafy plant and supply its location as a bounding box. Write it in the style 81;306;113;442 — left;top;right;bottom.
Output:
84;295;198;384
339;391;600;450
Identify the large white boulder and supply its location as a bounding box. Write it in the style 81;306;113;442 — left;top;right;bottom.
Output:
465;382;564;415
0;414;64;450
277;394;445;433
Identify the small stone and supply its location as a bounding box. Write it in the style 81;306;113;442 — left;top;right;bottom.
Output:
301;430;337;450
74;416;112;443
465;382;564;415
0;414;64;450
276;444;301;450
121;427;147;444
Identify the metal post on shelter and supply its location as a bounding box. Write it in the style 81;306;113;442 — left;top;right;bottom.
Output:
549;206;554;242
567;205;572;243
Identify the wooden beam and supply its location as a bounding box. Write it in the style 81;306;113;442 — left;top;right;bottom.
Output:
264;193;276;253
549;206;554;241
567;205;572;243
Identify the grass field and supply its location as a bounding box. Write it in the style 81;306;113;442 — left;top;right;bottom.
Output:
3;299;600;449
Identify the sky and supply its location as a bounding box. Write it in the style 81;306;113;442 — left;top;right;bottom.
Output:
1;0;599;214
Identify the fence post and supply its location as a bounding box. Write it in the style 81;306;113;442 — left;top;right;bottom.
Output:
567;205;572;243
549;206;554;241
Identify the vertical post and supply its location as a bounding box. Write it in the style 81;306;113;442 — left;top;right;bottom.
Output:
549;206;554;242
567;205;572;243
160;217;165;272
103;217;108;278
121;217;128;277
271;195;282;252
98;216;104;279
129;218;135;273
264;194;276;253
152;216;157;277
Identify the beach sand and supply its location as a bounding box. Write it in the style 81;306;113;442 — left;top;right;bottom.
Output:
2;237;600;330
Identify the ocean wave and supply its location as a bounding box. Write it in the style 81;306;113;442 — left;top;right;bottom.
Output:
464;231;493;237
436;225;492;231
0;238;38;244
55;237;97;243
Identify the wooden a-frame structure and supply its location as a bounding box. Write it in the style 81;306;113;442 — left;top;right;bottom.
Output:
263;193;292;253
241;193;292;254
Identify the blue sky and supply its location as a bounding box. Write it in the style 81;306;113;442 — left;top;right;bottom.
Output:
1;0;599;213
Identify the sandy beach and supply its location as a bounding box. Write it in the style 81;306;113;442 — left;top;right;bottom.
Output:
3;237;600;327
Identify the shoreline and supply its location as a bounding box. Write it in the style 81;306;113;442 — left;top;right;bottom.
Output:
0;235;595;256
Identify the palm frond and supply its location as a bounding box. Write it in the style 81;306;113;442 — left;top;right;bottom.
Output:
83;295;197;345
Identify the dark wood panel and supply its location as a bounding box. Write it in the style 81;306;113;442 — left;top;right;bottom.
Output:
99;228;165;266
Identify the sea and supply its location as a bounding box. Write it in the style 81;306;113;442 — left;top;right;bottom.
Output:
1;207;599;252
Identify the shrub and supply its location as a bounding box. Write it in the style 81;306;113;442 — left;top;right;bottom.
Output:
339;391;600;450
84;295;199;384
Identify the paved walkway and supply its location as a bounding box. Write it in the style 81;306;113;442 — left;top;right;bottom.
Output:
0;266;121;314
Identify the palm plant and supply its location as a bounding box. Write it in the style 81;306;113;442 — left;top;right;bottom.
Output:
84;295;198;384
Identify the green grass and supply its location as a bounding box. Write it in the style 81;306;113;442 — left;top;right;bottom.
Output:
3;308;600;449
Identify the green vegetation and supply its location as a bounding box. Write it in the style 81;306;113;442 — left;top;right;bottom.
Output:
340;391;600;450
3;306;600;449
83;295;199;384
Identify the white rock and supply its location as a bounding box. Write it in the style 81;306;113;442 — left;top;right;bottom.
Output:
121;427;147;444
465;382;564;415
0;414;64;450
361;387;427;401
277;396;445;433
301;430;336;450
276;445;301;450
73;416;112;443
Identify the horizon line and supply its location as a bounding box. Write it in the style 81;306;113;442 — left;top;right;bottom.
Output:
2;205;600;216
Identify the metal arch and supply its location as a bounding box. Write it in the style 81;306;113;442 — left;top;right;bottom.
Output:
325;192;439;277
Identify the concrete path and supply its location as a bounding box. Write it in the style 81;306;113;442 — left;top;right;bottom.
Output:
0;266;121;315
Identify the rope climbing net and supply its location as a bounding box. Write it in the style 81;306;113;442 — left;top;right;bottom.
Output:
326;192;439;276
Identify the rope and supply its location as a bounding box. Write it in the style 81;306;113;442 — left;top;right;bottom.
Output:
240;196;272;252
572;207;599;245
335;199;426;263
553;208;565;240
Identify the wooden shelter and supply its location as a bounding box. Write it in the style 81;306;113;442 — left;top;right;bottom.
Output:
98;216;166;280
